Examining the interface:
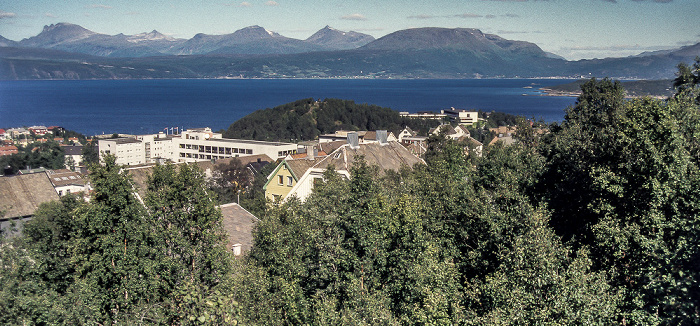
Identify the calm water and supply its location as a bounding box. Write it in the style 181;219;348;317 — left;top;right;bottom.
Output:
0;79;576;136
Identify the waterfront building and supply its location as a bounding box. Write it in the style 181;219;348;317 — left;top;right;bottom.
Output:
99;127;297;165
441;107;479;125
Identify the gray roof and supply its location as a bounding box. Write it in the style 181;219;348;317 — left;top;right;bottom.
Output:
0;173;60;219
62;144;84;156
219;203;259;253
286;158;324;180
314;141;424;173
47;169;86;187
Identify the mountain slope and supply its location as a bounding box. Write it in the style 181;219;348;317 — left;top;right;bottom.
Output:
361;27;548;59
0;35;18;47
305;26;375;50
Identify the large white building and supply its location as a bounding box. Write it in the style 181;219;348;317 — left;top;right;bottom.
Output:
441;107;479;125
99;127;297;165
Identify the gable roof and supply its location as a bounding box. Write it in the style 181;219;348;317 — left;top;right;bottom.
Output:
219;202;259;253
314;141;424;173
0;173;60;219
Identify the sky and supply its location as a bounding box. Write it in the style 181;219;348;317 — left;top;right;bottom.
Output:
0;0;698;60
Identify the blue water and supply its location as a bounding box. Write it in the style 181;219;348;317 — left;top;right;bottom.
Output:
0;79;577;136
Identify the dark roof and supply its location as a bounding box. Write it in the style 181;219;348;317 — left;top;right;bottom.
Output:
0;173;60;219
219;203;259;253
61;144;84;156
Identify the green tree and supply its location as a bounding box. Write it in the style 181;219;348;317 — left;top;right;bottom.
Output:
69;154;159;323
81;140;99;166
540;78;700;324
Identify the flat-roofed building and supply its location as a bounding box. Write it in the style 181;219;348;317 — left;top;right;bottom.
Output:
98;138;146;166
102;127;297;165
441;107;479;125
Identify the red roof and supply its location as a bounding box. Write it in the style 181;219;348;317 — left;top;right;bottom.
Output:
0;129;5;134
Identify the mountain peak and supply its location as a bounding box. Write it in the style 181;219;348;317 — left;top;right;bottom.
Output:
21;23;96;47
306;26;374;50
234;25;279;39
127;30;176;43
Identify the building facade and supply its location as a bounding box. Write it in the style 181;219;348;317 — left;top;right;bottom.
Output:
99;127;298;165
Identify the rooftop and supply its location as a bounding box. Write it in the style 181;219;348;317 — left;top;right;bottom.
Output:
219;202;259;254
0;173;60;219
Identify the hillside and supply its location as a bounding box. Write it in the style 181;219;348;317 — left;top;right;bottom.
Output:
222;98;441;141
541;79;675;98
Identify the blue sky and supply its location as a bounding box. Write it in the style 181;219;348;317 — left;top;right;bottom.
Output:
0;0;698;60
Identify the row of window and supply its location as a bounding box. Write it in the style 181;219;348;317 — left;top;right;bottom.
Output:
277;150;297;157
179;153;240;160
278;175;293;186
179;144;253;155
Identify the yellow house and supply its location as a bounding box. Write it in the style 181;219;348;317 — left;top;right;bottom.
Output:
263;158;320;202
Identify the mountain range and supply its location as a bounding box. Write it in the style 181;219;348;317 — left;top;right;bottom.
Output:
1;23;698;80
5;23;375;57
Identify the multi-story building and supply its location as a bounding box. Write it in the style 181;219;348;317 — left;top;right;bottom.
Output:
98;138;147;166
441;107;479;125
99;127;298;165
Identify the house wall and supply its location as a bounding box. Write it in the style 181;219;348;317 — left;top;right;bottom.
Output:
265;164;297;201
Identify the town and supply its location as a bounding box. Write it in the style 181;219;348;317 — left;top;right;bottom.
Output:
0;107;524;247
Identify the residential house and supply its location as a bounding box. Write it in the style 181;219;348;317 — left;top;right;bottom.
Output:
264;156;323;202
219;203;259;256
283;133;425;202
318;130;396;144
6;128;30;139
0;129;6;139
0;173;60;236
46;169;89;196
0;145;18;156
28;126;50;136
428;125;483;156
61;144;84;169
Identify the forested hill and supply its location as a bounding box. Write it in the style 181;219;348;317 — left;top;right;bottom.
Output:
222;98;440;141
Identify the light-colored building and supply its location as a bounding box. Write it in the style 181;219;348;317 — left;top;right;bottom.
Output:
441;108;479;125
264;156;322;202
98;138;146;166
278;133;425;202
319;130;396;144
46;169;89;196
100;127;298;165
399;111;447;120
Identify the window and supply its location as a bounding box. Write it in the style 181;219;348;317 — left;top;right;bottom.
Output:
278;175;284;185
287;176;293;186
246;149;253;154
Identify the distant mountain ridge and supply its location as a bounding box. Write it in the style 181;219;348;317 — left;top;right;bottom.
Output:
306;26;375;50
1;23;698;80
4;23;375;57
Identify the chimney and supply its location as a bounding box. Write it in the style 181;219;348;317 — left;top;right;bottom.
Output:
347;132;359;149
377;130;388;145
306;145;315;160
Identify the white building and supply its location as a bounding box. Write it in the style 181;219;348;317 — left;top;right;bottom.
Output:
441;108;479;125
99;127;298;165
98;138;146;166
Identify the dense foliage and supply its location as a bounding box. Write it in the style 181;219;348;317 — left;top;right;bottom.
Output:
222;98;441;142
2;65;699;324
0;140;65;174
